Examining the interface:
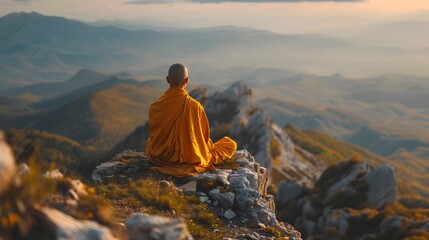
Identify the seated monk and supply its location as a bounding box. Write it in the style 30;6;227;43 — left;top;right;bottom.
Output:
146;63;237;177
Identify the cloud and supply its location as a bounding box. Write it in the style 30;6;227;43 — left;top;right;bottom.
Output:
128;0;363;4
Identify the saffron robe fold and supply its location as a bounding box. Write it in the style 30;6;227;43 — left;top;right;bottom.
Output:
146;87;237;177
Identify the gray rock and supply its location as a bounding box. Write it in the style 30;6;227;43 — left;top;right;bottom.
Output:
365;165;397;210
275;181;305;207
236;168;258;191
234;188;260;211
228;174;251;191
199;196;209;203
224;209;237;219
0;132;16;195
379;216;404;231
92;151;148;183
324;209;349;236
254;205;277;225
194;172;229;193
326;163;371;198
125;213;193;240
208;188;235;209
422;222;429;231
177;181;197;192
42;208;117;240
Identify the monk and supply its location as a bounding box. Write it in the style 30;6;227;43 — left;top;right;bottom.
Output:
146;63;237;177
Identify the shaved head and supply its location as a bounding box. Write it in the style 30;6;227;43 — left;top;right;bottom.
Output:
167;63;189;87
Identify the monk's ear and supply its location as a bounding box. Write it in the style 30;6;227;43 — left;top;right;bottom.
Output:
166;76;170;84
184;77;189;84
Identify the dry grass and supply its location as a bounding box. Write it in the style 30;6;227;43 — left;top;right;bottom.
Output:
95;179;235;239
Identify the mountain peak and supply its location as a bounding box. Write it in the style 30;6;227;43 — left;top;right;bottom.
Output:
2;11;43;20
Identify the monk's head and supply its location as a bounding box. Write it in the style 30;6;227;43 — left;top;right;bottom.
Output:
167;63;189;88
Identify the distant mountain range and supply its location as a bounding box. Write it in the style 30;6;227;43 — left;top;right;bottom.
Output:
328;20;429;49
2;12;429;90
1;69;110;100
0;71;163;150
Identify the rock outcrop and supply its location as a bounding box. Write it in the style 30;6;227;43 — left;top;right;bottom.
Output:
43;208;118;240
92;150;149;183
190;82;325;186
274;159;429;239
190;150;279;228
92;149;302;239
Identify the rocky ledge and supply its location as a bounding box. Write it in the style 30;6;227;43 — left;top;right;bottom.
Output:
92;149;302;240
275;159;429;239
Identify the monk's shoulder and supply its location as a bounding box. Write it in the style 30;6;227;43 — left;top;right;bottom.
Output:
188;97;205;111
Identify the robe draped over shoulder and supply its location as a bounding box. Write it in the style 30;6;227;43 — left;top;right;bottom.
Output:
146;87;237;177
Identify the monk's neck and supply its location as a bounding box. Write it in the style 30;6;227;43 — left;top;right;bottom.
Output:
169;86;186;90
167;87;188;94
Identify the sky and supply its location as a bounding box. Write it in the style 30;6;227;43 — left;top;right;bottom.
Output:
1;0;429;33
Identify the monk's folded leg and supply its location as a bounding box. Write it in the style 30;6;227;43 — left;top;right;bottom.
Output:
210;136;237;164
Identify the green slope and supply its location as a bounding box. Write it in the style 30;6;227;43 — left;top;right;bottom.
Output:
4;128;95;173
8;83;161;151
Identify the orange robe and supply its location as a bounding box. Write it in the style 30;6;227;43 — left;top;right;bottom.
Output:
146;87;237;177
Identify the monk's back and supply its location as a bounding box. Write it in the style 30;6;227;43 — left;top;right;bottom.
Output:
146;63;237;177
147;88;188;162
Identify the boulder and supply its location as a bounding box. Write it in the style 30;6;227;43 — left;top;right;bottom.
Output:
0;131;16;195
365;165;397;210
326;162;371;198
92;151;148;183
224;209;237;220
125;213;193;240
275;160;399;238
42;208;118;240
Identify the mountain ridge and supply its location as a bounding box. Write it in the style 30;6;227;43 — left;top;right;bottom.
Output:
3;11;429;90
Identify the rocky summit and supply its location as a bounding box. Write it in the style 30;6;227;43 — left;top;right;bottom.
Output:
190;82;325;186
3;136;302;240
92;149;302;239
